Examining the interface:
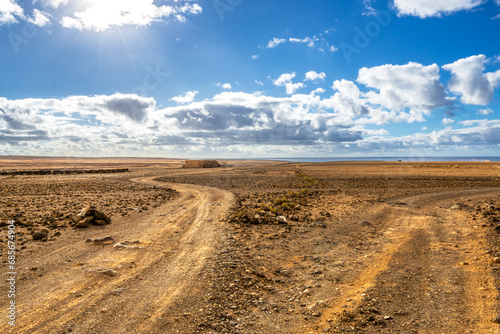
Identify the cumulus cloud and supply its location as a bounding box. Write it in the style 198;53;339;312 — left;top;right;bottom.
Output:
38;0;68;9
2;55;500;156
357;62;451;120
171;91;199;104
61;0;202;31
267;37;286;48
443;54;500;105
324;79;370;118
0;0;25;24
1;85;499;156
217;83;232;90
393;0;486;18
273;72;305;95
28;9;51;26
477;108;494;115
162;91;362;145
305;71;326;82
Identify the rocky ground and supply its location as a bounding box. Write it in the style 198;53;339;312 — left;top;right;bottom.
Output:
1;159;500;333
0;173;177;253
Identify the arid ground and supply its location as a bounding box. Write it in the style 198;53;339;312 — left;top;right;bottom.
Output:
1;156;500;333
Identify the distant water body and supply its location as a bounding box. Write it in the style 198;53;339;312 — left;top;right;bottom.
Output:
263;157;500;163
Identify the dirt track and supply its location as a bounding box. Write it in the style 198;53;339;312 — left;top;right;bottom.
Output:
2;178;233;334
305;188;500;333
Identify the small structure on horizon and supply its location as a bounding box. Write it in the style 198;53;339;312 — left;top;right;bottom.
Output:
183;160;221;168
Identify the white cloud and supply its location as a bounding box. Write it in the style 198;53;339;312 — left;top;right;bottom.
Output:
273;72;305;95
305;71;326;82
0;0;25;25
322;79;370;118
252;54;259;60
312;88;326;95
217;83;232;90
289;37;317;48
1;88;500;157
28;9;51;26
284;82;305;95
266;31;336;53
357;62;451;119
442;118;455;125
273;73;296;87
255;80;264;86
171;90;199;104
39;0;68;9
267;37;286;48
443;54;500;105
477;108;494;115
60;0;202;31
362;0;378;15
393;0;486;18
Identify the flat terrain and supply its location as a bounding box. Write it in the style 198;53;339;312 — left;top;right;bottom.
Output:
1;157;500;333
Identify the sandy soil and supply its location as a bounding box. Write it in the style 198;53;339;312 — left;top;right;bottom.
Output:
1;157;500;333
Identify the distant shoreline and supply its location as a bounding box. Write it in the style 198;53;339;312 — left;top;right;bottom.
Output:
0;155;499;163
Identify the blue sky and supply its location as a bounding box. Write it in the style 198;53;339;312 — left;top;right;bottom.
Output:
0;0;499;158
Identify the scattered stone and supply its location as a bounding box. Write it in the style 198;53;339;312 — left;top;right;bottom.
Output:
74;216;94;228
73;206;111;228
32;229;49;240
113;243;143;249
276;216;287;224
86;236;114;244
493;315;500;324
96;268;117;277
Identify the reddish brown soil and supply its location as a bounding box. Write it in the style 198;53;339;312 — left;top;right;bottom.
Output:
1;158;500;333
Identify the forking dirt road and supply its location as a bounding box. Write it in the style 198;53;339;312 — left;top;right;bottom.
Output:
3;177;234;334
2;172;500;333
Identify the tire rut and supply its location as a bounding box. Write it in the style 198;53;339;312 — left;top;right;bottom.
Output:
305;188;500;333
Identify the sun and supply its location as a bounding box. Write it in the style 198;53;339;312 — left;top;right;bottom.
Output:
67;0;166;31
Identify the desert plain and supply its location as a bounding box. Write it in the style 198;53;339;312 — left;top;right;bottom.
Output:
1;156;500;333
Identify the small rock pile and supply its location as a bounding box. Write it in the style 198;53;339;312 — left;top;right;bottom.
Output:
72;206;111;228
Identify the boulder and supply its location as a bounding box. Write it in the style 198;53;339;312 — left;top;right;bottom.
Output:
74;206;111;227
